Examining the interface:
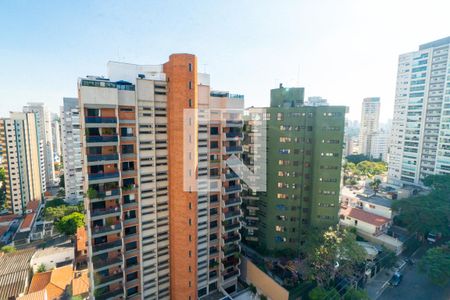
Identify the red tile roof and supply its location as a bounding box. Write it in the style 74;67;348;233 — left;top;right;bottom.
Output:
342;207;390;226
26;201;40;212
0;214;18;224
76;227;87;252
20;213;35;231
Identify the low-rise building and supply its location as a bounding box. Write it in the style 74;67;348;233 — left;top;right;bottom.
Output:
26;265;73;300
341;186;392;219
30;242;74;273
340;206;391;236
0;248;35;299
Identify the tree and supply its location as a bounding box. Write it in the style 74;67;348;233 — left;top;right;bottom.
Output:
37;263;46;273
308;286;339;300
369;178;382;193
306;227;366;287
248;284;257;295
343;288;370;300
55;212;85;236
346;154;371;164
419;242;450;287
1;245;16;253
392;175;450;237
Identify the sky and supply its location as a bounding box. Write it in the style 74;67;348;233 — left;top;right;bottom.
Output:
1;0;450;122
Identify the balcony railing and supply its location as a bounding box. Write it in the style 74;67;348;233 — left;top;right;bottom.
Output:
92;223;122;236
223;269;240;281
223;185;241;194
85;116;117;124
223;222;241;232
95;288;124;300
95;272;123;286
223;172;239;181
88;172;120;181
223;197;241;207
93;256;123;270
86;135;118;143
226;120;243;126
91;207;121;218
223;210;241;220
222;245;240;257
94;189;120;199
223;146;243;154
222;258;239;269
87;154;119;163
92;239;122;253
223;233;240;244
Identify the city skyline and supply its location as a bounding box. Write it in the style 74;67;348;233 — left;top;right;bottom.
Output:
1;0;450;121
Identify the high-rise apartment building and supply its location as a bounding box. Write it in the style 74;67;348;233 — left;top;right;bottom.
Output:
370;131;389;162
79;54;243;299
61;98;83;203
51;113;62;164
242;84;346;254
0;112;42;214
389;37;450;186
359;97;380;156
23;103;55;190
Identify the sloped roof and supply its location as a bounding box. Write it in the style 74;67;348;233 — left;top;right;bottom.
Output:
345;207;390;226
0;248;34;299
28;265;73;299
72;270;89;296
17;288;47;300
76;227;87;252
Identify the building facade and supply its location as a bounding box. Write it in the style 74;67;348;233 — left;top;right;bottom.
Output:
61;98;83;203
242;84;346;254
23;103;55;190
79;55;242;299
0;112;42;214
359;97;380;156
388;37;450;186
306;96;328;106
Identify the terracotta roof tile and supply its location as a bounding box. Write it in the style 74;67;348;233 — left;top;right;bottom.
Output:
17;289;47;300
20;213;35;230
28;265;73;300
72;270;89;296
343;207;390;226
76;227;87;252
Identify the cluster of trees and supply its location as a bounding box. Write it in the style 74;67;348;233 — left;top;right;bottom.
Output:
392;175;450;238
393;175;450;286
305;227;369;299
344;160;387;186
44;199;85;236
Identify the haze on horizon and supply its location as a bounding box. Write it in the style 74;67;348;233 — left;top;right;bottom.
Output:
1;0;449;121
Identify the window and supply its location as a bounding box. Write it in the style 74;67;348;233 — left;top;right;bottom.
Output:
277;113;284;121
188;63;193;72
279;149;290;154
126;271;138;281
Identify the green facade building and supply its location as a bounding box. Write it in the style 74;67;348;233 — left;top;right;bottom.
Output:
242;85;346;254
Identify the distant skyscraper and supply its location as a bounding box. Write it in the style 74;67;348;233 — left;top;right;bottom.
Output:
0;112;42;214
389;36;450;186
306;96;328;106
23;103;55;189
79;55;243;299
51;113;62;164
359;97;380;156
370;131;389;162
61;98;83;203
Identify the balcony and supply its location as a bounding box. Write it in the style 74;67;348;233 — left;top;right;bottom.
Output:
91;207;121;220
86;135;118;144
222;258;239;269
222;245;240;257
222;172;239;181
87;154;119;164
222;269;240;282
95;288;124;300
92;239;122;254
223;185;241;195
88;172;120;183
223;233;240;244
90;189;120;202
225;120;243;127
93;256;123;270
121;170;137;178
223;132;243;141
122;185;138;194
222;222;241;233
92;223;122;237
120;135;136;142
223;146;243;154
95;272;123;288
85;116;117;124
223;197;241;208
223;210;241;220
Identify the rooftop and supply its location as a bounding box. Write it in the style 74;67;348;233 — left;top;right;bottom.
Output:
72;270;89;296
0;248;35;299
419;36;450;50
26;201;40;212
342;207;390;226
20;213;35;231
76;227;87;252
28;265;73;300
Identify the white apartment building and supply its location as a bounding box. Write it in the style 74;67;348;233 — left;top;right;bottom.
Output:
370;131;389;162
23;103;55;189
60;98;83;203
0;112;42;214
359;97;380;156
51;113;62;164
389;37;450;186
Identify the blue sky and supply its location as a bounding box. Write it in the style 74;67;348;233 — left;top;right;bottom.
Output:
1;0;449;121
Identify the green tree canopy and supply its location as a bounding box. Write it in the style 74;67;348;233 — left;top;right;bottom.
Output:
55;212;85;236
306;227;366;287
0;245;16;253
308;286;339;300
343;288;370;300
419;242;450;287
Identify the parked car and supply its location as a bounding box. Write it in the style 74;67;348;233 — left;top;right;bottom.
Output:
389;272;402;286
427;232;442;244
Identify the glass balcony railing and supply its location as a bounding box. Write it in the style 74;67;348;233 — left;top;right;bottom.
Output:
95;189;120;198
91;223;122;236
91;207;121;218
86;136;118;143
92;256;123;269
223;269;239;281
92;239;122;253
95;288;124;300
85;116;117;123
223;197;241;207
222;245;240;256
223;222;240;232
87;154;119;162
88;172;120;181
224;185;241;194
223;233;240;244
224;146;243;153
223;210;241;220
95;272;123;286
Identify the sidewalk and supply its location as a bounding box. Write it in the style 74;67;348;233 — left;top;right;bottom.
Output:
366;260;406;300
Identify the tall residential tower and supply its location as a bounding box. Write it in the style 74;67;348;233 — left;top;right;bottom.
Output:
359;97;380;157
389;37;450;185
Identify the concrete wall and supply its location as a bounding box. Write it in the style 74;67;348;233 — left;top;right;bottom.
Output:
240;257;289;300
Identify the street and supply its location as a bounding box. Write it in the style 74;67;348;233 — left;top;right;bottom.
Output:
370;245;450;300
